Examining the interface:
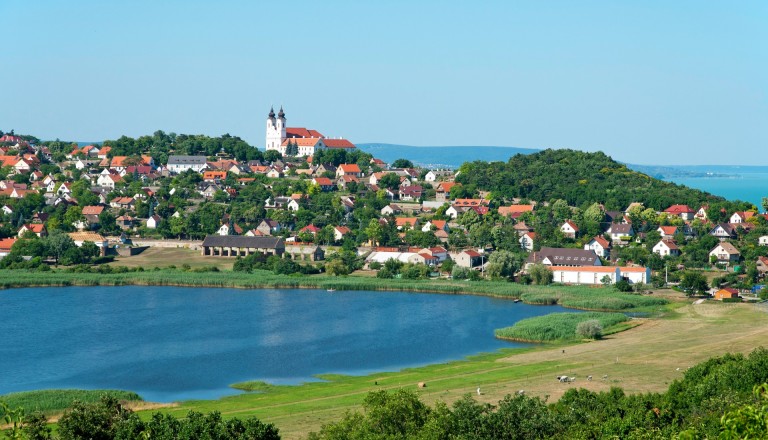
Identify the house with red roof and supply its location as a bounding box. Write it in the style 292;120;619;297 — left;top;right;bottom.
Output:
498;204;535;219
421;220;448;233
714;288;739;301
300;224;321;235
311;177;336;191
333;226;351;242
519;232;537;252
583;236;611;259
454;249;484;269
395;217;419;230
435;182;458;202
336;164;362;178
730;211;754;224
664;205;695;220
560;220;579;239
0;237;17;259
18;223;47;238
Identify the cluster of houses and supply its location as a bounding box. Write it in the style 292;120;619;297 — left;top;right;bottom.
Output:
3;114;768;293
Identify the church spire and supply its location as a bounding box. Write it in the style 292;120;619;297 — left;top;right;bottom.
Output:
278;106;285;119
268;107;275;118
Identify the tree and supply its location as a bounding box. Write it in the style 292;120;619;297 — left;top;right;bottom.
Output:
285;140;298;156
378;173;401;190
680;271;709;295
486;250;518;280
529;263;553;285
576;320;603;339
45;230;76;265
325;259;349;276
391;158;414;169
264;150;281;162
365;219;383;247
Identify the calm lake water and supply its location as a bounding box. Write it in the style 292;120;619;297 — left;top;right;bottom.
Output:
0;286;571;402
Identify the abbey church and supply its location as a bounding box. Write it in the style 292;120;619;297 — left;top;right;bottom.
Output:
265;107;356;157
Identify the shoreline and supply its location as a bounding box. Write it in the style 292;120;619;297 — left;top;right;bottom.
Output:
0;269;669;312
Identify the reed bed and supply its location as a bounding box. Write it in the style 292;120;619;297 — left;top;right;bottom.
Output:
0;270;668;312
495;312;629;342
0;389;142;415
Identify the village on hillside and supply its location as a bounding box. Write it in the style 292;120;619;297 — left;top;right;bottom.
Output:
1;109;768;299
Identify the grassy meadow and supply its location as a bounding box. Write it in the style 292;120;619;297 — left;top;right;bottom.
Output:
0;390;142;416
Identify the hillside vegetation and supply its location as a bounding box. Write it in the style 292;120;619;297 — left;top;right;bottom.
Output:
456;149;753;211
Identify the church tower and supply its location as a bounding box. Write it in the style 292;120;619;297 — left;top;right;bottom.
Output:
265;107;280;151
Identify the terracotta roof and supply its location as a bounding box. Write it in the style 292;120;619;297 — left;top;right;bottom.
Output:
658;239;679;250
461;250;482;257
664;205;694;214
395;217;418;226
548;265;647;273
282;137;321;146
286;127;324;138
712;242;740;255
659;226;678;236
590;236;610;248
313;177;334;186
562;220;579;231
82;205;104;215
324;139;356;149
0;237;17;251
335;226;351;234
498;205;534;216
339;164;361;173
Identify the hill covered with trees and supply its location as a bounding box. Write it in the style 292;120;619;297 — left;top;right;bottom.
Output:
455;149;755;212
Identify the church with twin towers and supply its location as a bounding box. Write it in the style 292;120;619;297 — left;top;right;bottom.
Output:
264;106;356;157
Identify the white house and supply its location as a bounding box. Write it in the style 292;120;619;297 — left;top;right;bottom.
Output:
607;224;634;244
730;211;753;224
519;232;536;252
560;220;579;239
652;240;681;257
710;242;741;265
583;236;611;259
146;214;162;229
759;236;768;246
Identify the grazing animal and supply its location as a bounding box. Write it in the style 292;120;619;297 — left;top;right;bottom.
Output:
516;390;525;396
568;376;576;382
477;387;481;396
587;375;592;381
558;376;568;383
602;375;609;380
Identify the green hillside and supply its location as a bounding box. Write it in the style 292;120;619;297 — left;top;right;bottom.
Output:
455;149;753;211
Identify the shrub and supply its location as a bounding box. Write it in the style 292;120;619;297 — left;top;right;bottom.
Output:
576;319;603;339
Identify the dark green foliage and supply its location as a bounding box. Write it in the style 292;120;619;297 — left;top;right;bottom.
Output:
495;312;628;342
455;149;748;211
48;395;280;440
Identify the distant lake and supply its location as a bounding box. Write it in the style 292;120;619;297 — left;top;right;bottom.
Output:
666;173;768;209
0;286;570;402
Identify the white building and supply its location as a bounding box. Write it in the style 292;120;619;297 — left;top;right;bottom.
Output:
549;266;650;285
167;156;208;174
265;107;355;157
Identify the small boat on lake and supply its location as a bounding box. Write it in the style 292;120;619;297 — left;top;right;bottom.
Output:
513;299;521;303
327;288;336;292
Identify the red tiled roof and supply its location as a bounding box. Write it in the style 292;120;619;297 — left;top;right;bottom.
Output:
324;139;356;149
664;205;694;214
339;164;361;173
286;127;324;138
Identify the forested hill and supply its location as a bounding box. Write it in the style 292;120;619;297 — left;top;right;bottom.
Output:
455;149;752;211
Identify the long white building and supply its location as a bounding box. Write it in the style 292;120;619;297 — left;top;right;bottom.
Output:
548;266;650;285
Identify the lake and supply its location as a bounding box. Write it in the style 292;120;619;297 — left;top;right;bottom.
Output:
0;286;571;402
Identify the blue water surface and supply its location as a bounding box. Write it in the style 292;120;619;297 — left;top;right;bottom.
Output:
0;286;569;402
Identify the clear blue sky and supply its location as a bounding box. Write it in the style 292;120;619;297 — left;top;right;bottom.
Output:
1;0;765;165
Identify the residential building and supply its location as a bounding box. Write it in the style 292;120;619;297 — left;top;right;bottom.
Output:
584;236;611;259
519;232;536;252
709;242;741;265
560;220;579;239
664;205;695;220
652;240;681;257
714;288;739;301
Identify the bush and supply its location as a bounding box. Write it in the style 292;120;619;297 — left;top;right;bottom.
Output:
576;319;603;339
614;279;633;292
451;266;470;279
